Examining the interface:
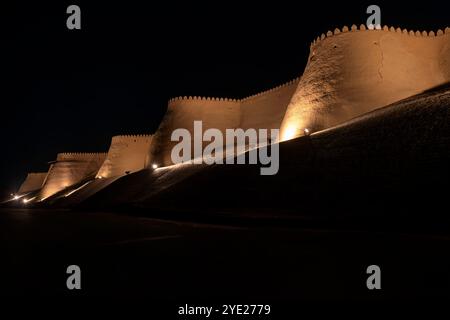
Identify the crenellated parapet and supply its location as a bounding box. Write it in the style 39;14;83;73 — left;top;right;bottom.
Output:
310;25;450;50
168;96;239;104
167;77;300;105
239;78;300;131
111;134;153;143
56;152;108;162
25;172;48;177
241;77;301;103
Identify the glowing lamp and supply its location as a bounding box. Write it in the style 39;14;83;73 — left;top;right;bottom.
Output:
152;164;158;169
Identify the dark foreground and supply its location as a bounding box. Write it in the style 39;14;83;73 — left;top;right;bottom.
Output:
1;208;449;304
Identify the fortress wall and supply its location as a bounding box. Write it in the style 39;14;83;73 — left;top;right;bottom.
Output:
280;26;450;140
17;172;48;194
38;153;107;200
148;97;241;166
96;135;153;178
239;78;300;131
441;30;450;79
148;79;300;167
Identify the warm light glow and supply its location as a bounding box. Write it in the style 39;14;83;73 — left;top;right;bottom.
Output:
97;175;103;179
281;124;298;141
13;195;20;200
64;181;92;198
152;164;158;169
304;128;311;136
22;197;36;204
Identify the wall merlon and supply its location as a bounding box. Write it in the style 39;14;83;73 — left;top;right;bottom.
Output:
56;152;108;161
170;95;237;105
168;77;300;107
310;24;450;50
112;134;152;143
241;77;300;102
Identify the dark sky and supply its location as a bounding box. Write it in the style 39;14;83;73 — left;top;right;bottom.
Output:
2;1;449;194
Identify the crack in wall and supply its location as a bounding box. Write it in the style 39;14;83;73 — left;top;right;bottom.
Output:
376;41;384;81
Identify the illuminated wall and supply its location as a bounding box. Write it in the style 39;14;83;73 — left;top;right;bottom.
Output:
96;135;152;178
23;25;450;189
280;25;450;140
148;79;299;167
239;79;299;130
17;172;48;194
38;153;107;200
148;97;241;166
150;26;450;165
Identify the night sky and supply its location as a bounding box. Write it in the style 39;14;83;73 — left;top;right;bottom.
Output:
2;1;449;195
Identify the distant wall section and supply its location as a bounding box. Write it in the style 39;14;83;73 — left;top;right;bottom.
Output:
17;172;48;194
97;135;152;178
38;153;107;200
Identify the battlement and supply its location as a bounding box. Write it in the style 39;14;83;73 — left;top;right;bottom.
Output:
168;77;300;106
241;78;301;102
310;25;450;50
27;172;48;177
56;152;108;162
168;96;239;104
111;134;153;143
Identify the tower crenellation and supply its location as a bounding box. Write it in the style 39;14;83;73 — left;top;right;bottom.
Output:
310;25;450;50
